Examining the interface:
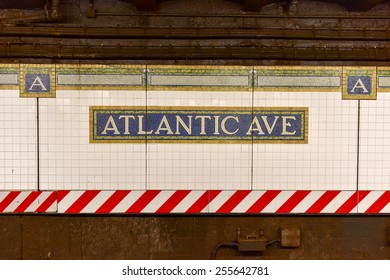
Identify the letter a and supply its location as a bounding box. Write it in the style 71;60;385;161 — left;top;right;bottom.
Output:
351;78;369;93
29;76;47;91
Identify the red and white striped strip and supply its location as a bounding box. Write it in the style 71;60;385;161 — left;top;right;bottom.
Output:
55;190;390;214
0;191;57;213
1;190;389;214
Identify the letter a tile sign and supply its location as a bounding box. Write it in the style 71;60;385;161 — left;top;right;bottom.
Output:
20;64;56;98
342;66;377;100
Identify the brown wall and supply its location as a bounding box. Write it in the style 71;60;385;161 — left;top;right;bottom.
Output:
1;215;389;259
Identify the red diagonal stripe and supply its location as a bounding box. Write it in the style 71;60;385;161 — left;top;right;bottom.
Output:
95;191;131;214
0;192;21;212
365;191;390;214
216;190;251;213
186;190;221;213
305;191;341;214
57;190;71;202
126;190;161;213
336;191;370;214
35;192;58;212
65;190;101;213
14;192;41;212
246;190;281;213
276;190;311;213
156;190;191;213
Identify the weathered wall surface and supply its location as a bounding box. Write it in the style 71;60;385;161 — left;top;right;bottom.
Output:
1;215;390;260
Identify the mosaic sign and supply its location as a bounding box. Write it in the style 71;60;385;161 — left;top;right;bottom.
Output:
90;106;308;143
20;64;56;98
342;67;377;100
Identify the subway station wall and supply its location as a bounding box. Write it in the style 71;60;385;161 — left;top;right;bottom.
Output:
0;64;389;214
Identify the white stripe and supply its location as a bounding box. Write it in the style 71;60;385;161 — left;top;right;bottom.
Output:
0;192;10;205
357;191;383;213
41;192;57;212
380;199;390;213
150;75;249;87
291;191;323;213
111;191;144;213
0;74;18;85
262;191;295;213
24;192;57;213
24;192;44;212
232;191;266;213
80;191;113;213
57;191;84;213
208;191;236;212
3;192;30;212
142;191;175;213
321;191;353;213
258;76;341;87
171;191;206;213
57;74;143;86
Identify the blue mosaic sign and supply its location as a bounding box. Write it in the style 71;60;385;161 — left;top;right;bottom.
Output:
20;64;56;98
90;107;308;144
342;67;376;100
25;74;51;93
347;76;372;95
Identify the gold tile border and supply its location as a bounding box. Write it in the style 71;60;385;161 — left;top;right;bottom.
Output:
0;63;19;90
377;67;390;92
254;66;342;92
56;64;146;91
89;106;308;144
342;66;377;100
20;64;56;98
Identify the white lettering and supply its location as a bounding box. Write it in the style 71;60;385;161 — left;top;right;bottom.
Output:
175;116;192;135
118;115;135;135
282;116;297;135
102;115;120;135
221;116;239;135
28;76;47;91
246;116;265;135
155;116;174;135
351;78;369;93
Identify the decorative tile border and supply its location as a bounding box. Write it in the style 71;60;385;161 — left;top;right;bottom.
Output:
56;64;146;90
377;67;390;92
147;65;253;91
89;106;308;144
20;64;56;98
0;64;19;89
342;67;377;100
1;64;389;97
1;190;388;214
254;66;342;92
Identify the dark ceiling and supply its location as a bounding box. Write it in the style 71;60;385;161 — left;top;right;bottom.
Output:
0;0;389;12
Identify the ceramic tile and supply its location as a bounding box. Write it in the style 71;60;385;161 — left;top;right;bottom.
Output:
146;66;253;190
39;89;147;190
253;90;358;190
0;90;37;190
359;92;390;190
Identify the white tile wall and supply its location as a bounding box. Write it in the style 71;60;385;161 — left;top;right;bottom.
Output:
147;90;252;190
359;92;390;190
39;90;146;190
0;90;37;190
253;91;358;190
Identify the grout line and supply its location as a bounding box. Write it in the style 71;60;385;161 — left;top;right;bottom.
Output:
251;67;254;191
145;65;148;191
37;97;40;191
356;100;361;201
